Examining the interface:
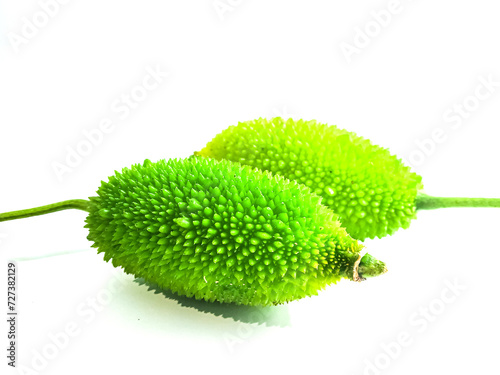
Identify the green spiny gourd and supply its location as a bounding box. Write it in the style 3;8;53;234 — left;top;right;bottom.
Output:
195;117;500;240
0;157;387;306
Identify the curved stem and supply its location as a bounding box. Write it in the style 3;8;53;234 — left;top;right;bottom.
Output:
416;194;500;210
0;199;90;222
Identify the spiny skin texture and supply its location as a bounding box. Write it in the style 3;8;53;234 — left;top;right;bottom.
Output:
195;118;424;240
85;158;377;306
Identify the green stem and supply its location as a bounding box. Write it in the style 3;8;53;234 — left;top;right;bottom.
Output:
416;194;500;210
0;199;90;222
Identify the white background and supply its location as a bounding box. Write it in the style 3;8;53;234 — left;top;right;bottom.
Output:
1;1;500;374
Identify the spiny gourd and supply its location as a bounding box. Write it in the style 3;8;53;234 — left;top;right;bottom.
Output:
0;157;387;306
195;117;500;240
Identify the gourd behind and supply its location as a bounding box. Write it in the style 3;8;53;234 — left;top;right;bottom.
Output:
195;117;422;240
